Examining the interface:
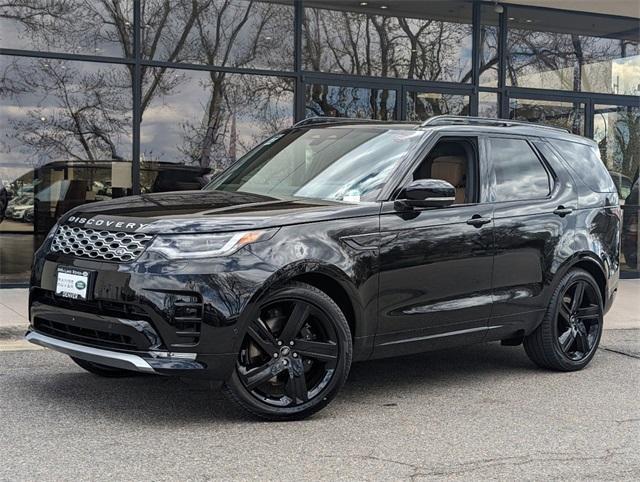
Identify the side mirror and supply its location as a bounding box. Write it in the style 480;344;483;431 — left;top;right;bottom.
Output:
396;179;455;209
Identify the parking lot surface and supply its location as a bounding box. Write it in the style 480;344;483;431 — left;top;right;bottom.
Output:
1;329;638;481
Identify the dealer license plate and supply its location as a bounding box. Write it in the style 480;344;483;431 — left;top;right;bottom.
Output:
55;267;91;300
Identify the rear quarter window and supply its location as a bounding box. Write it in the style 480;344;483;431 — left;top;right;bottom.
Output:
489;137;551;202
550;139;617;193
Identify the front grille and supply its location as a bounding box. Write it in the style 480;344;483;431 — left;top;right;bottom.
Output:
51;225;153;262
33;318;137;351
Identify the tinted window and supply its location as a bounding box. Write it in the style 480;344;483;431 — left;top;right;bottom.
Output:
550;139;616;193
490;138;551;202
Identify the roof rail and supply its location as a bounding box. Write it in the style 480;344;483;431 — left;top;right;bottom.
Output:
293;117;393;128
420;115;570;133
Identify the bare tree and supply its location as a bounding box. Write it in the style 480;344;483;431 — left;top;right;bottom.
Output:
2;58;130;164
302;6;471;119
174;0;293;170
611;109;640;179
1;0;215;153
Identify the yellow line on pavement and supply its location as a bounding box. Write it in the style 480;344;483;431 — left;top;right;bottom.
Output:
0;339;43;352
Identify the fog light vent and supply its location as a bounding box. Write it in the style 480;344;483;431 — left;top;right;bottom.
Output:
167;294;203;345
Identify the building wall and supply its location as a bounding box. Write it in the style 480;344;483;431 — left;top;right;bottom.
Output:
0;0;638;285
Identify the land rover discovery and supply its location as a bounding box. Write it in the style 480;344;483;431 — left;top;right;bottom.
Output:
27;116;621;420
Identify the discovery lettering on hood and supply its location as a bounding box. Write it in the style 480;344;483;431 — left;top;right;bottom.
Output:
65;215;150;232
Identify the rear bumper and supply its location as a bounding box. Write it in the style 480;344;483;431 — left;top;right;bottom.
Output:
26;331;204;374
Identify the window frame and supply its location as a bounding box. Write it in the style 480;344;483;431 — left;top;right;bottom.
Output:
386;131;486;207
408;136;480;205
484;134;557;204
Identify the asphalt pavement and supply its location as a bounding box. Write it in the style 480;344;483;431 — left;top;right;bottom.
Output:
1;329;638;481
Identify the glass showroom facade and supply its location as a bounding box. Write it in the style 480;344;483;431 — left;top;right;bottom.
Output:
0;0;638;285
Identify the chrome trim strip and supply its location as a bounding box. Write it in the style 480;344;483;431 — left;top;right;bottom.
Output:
25;331;201;373
26;331;156;373
423;197;455;202
379;325;503;346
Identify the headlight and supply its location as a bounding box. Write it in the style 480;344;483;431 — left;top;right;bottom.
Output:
147;228;279;259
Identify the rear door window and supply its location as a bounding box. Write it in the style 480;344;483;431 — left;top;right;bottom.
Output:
549;139;616;193
488;137;551;202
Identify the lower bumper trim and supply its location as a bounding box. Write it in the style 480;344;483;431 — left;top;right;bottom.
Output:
26;331;203;373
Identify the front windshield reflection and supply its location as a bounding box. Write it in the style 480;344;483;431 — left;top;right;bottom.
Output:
208;127;425;202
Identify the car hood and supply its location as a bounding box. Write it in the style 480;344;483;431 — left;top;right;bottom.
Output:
59;190;379;234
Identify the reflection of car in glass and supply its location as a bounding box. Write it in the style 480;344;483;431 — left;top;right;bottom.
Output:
143;164;212;193
33;179;99;233
608;170;633;201
5;194;34;222
6;161;212;234
23;206;34;224
28;116;621;421
0;181;8;222
622;179;639;270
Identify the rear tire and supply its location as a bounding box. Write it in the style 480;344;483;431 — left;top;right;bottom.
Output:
70;356;139;377
223;282;352;421
523;269;603;371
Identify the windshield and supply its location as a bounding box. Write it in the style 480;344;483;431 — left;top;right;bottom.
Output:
206;126;425;202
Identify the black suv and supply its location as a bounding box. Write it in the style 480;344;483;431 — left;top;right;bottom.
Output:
27;116;621;420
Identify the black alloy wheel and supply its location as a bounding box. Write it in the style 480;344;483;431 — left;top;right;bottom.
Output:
556;279;601;361
524;268;604;371
223;282;352;420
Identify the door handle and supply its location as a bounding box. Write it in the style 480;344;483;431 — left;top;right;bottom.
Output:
466;215;491;228
553;206;573;217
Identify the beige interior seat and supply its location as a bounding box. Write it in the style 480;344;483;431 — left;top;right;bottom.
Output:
431;155;466;204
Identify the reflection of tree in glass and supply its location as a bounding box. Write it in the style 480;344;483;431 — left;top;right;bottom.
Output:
1;1;131;55
177;74;293;170
479;24;499;84
149;0;292;69
303;7;472;82
597;108;640;179
406;93;469;121
168;1;293;170
2;1;294;171
507;27;639;94
1;58;130;164
612;111;639;179
305;84;394;120
509;99;584;135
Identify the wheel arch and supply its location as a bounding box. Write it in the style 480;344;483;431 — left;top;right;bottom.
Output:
288;271;357;337
556;253;608;306
245;260;366;340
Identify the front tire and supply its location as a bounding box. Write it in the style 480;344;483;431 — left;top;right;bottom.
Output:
524;269;604;371
223;282;352;421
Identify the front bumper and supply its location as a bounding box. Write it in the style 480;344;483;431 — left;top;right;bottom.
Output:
28;242;275;380
26;331;203;374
